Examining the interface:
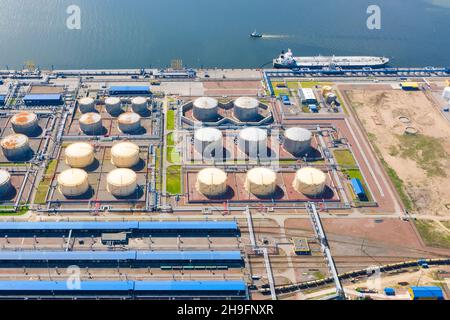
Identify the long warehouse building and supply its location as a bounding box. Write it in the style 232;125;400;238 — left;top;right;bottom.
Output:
0;280;247;299
0;250;244;268
0;221;239;237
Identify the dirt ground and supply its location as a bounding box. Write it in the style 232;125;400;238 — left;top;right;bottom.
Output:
346;89;450;216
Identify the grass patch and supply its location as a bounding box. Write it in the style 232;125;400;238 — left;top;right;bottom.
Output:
167;147;181;164
395;134;448;177
155;147;161;190
333;149;357;167
0;206;29;216
414;220;450;249
34;160;58;205
342;168;373;203
166;109;176;131
286;81;300;89
381;155;414;211
299;81;333;89
313;271;325;280
166;165;182;195
167;132;175;146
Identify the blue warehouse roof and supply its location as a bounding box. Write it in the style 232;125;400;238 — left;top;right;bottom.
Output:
0;281;134;292
410;286;444;299
108;86;150;93
0;251;136;261
0;221;139;231
138;221;238;230
23;94;62;101
0;280;245;292
134;280;246;292
135;251;242;261
0;95;5;103
351;178;365;196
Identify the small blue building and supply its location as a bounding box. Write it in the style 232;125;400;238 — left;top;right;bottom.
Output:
409;286;444;300
351;178;366;200
23;94;63;106
384;287;396;296
0;95;5;106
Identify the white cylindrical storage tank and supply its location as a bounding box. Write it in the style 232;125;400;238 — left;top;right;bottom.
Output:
1;134;31;160
58;168;89;197
105;97;122;116
293;167;327;197
283;127;312;156
0;170;12;196
131;97;148;115
193;97;219;122
442;87;450;100
194;127;223;157
110;142;140;168
11;111;39;135
79;112;103;135
233;97;260;121
245;167;277;197
196;168;228;197
78;97;96;113
322;86;333;97
107;168;137;197
65;142;95;168
238;127;267;159
118;112;142;134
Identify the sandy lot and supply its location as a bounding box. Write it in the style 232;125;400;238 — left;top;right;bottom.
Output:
346;89;450;216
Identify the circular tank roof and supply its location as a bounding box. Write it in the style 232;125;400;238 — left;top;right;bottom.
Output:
194;97;218;110
246;167;276;185
197;168;227;185
107;168;137;187
194;127;222;142
111;142;140;157
79;97;94;105
1;134;29;149
105;97;121;104
132;97;147;104
239;127;267;142
118;112;141;124
58;169;88;187
285;127;312;142
234;97;259;109
296;167;326;185
79;112;101;124
0;170;11;185
65;142;94;158
11;112;37;125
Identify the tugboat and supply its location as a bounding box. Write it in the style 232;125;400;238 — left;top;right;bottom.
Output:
250;30;263;38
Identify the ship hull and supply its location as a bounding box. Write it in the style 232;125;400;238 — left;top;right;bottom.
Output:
273;62;389;69
273;56;390;69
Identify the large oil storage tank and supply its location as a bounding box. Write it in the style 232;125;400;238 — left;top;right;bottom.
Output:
194;127;223;156
193;97;219;122
196;168;228;197
131;97;148;115
293;167;327;197
245;167;277;197
105;97;122;116
443;87;450;100
238;127;267;159
65;142;95;168
0;170;12;197
1;134;31;160
111;142;140;168
233;97;260;121
11;111;39;135
78;97;96;113
283;127;312;156
79;112;103;135
321;86;333;97
118;112;141;134
58;168;90;197
107;168;138;197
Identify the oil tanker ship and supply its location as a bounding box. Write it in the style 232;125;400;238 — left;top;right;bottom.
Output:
273;49;389;69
